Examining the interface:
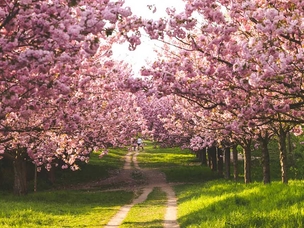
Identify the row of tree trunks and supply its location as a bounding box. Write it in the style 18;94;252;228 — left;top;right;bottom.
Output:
196;146;237;181
239;128;290;185
194;127;290;185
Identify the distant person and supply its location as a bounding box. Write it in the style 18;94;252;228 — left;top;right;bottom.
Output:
137;138;144;151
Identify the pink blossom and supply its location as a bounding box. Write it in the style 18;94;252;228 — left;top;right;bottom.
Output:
292;126;303;137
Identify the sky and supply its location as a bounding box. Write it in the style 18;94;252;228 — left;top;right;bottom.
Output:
111;0;185;75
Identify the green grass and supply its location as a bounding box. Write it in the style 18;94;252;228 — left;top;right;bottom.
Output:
0;147;133;227
138;141;221;183
138;143;193;168
120;187;167;228
175;180;304;227
139;140;304;227
2;140;304;227
0;190;134;227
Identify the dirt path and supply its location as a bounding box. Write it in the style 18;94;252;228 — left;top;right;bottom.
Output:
104;150;180;228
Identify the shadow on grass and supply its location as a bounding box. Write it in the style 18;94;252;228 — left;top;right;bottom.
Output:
23;148;128;192
163;165;222;183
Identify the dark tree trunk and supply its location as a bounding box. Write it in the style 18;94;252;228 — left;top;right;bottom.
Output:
232;145;238;181
287;132;295;166
48;166;56;184
195;151;200;162
208;146;217;171
260;138;271;184
0;162;3;187
13;149;28;195
207;147;212;169
195;150;199;159
224;147;231;179
243;142;252;184
278;128;288;184
200;148;207;166
217;147;223;175
212;147;217;172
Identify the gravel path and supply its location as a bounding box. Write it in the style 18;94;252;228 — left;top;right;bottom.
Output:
104;150;180;228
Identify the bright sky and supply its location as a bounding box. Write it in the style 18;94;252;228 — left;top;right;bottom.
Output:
111;0;185;75
124;0;184;19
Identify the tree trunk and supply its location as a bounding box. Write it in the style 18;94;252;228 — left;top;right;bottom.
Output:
201;148;207;166
287;132;295;166
48;166;56;184
207;147;212;169
0;161;3;187
260;138;271;184
243;143;252;184
196;149;201;163
217;147;223;175
278;128;288;184
232;145;238;181
224;147;231;179
13;150;28;195
208;146;217;171
195;150;199;159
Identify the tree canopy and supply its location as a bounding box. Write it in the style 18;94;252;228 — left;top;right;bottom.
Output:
1;0;304;194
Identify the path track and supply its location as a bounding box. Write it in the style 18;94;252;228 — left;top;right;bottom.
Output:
104;150;180;228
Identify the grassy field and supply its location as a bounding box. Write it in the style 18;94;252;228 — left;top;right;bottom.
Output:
175;180;304;227
137;141;304;228
1;140;304;227
0;148;134;227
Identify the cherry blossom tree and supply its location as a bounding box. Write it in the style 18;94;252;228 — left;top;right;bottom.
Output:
139;0;304;184
2;0;304;194
0;0;141;195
